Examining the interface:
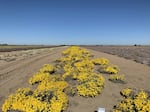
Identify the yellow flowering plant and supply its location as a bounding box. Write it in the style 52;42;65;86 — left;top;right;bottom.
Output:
109;74;125;83
77;73;105;97
40;64;55;73
103;65;119;74
92;58;109;65
29;72;50;85
120;88;133;98
113;88;150;112
2;88;51;112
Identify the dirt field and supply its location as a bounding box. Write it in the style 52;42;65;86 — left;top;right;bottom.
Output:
0;45;60;52
83;45;150;66
1;46;150;112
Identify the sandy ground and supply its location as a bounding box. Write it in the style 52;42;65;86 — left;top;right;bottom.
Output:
1;46;150;112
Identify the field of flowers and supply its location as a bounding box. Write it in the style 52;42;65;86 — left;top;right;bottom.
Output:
2;46;149;112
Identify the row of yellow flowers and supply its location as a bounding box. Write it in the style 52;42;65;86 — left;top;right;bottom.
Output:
2;46;126;112
59;46;105;97
3;46;102;111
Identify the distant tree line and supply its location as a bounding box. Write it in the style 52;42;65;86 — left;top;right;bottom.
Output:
0;43;8;46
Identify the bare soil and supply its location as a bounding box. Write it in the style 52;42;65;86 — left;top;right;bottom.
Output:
83;45;150;66
0;45;61;52
1;46;150;112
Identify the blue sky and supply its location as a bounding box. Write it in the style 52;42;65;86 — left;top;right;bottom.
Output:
0;0;150;45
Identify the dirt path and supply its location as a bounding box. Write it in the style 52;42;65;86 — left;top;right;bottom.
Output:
1;47;150;112
0;46;68;110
